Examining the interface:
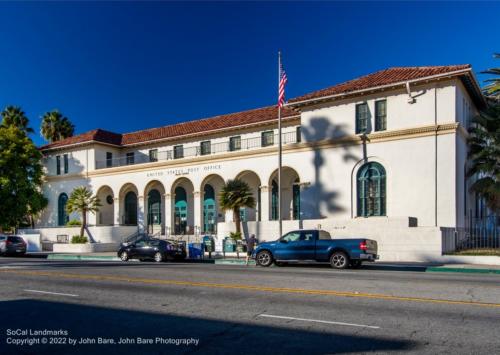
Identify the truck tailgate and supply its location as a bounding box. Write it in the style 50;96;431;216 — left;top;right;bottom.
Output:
365;239;378;254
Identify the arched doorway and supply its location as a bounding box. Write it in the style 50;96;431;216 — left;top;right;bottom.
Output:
269;167;301;220
124;191;138;225
147;189;161;233
235;171;261;222
58;193;68;226
357;162;386;217
203;184;216;233
174;186;188;234
96;186;114;225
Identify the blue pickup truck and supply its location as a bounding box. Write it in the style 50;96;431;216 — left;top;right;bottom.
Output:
252;229;378;269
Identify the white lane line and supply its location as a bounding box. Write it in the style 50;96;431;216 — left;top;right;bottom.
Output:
258;314;380;329
24;289;79;297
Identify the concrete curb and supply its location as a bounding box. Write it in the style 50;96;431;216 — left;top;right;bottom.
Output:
426;267;500;274
47;254;122;261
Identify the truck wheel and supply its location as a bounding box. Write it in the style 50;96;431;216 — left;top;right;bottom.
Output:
330;251;349;269
256;251;273;267
350;260;362;269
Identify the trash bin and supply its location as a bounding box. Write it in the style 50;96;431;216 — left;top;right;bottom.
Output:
188;243;203;259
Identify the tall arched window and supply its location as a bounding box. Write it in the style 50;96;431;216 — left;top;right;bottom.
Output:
58;193;68;226
357;162;386;217
271;180;278;220
174;186;188;234
124;191;138;225
203;184;216;233
293;178;301;220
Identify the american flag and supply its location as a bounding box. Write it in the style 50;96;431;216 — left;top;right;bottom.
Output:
278;61;288;107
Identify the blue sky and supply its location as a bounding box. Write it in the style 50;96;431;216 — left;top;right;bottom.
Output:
0;1;498;146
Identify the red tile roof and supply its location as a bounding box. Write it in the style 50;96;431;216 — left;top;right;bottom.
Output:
40;105;297;150
40;64;478;151
288;65;472;104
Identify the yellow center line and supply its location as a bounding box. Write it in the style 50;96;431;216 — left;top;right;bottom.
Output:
2;269;500;309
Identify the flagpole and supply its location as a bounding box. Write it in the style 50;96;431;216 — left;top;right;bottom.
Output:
278;50;283;239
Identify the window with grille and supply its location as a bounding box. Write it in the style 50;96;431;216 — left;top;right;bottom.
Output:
174;145;184;159
229;136;241;151
261;131;274;147
355;103;369;134
357;162;386;217
149;149;158;162
375;100;387;131
200;141;211;155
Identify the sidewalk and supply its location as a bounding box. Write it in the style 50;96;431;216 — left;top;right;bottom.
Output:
22;252;500;274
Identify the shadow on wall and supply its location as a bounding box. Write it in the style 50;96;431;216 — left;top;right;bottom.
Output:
0;299;416;355
301;117;361;219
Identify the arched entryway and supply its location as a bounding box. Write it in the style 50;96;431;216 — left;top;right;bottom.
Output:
269;167;301;221
96;185;114;225
235;171;261;222
119;183;139;226
200;174;225;234
171;178;194;235
144;180;166;235
58;193;69;226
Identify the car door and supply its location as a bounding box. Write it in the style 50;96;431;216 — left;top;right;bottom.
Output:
273;231;301;260
129;239;148;258
297;231;316;260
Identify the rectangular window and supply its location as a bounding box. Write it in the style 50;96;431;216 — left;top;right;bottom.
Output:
56;156;61;175
174;145;184;159
229;136;241;151
296;126;302;143
149;149;158;162
126;152;134;165
261;131;274;147
63;154;69;174
106;152;113;168
356;103;369;134
375;100;387;131
200;141;211;155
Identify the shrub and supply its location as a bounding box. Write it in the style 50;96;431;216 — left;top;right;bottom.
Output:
66;219;82;226
71;235;88;244
230;232;242;240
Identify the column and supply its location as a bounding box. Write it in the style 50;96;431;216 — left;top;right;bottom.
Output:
164;193;172;237
114;198;120;225
260;185;270;221
193;191;202;235
138;195;145;232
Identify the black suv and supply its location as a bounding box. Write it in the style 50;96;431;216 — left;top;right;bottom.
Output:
118;238;186;262
0;235;27;256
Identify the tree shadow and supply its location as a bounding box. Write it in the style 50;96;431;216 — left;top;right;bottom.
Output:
300;117;361;218
0;299;416;354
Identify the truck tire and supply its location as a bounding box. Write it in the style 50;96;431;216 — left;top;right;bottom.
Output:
256;250;273;267
330;251;349;269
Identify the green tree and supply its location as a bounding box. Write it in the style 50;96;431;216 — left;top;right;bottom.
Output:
481;53;500;101
0;125;45;230
66;187;101;239
1;105;34;134
218;179;256;236
467;105;500;213
40;110;75;143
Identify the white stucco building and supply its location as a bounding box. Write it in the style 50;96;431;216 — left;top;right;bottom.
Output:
32;64;486;261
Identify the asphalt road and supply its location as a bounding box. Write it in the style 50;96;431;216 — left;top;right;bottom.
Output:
0;257;499;355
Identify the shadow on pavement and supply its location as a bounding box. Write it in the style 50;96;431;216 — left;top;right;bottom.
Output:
0;299;418;354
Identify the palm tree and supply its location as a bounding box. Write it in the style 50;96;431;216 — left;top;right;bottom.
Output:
481;53;500;101
467;105;500;214
66;187;101;239
40;110;75;142
1;105;34;133
219;179;256;236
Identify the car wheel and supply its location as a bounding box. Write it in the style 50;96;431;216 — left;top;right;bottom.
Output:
120;251;129;261
350;260;362;269
256;251;273;267
154;252;163;263
330;251;349;269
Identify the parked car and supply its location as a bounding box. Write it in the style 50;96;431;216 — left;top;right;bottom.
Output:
0;235;27;256
117;238;186;262
252;229;378;269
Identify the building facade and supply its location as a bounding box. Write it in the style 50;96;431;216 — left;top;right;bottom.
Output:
33;65;486;261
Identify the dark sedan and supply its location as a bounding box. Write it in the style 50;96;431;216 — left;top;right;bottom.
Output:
0;235;27;256
118;238;186;262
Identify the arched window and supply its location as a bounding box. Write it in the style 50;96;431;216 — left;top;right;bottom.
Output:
293;178;301;220
124;191;138;225
203;184;216;234
58;193;68;226
174;187;188;234
357;162;386;217
147;189;161;226
271;180;278;220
